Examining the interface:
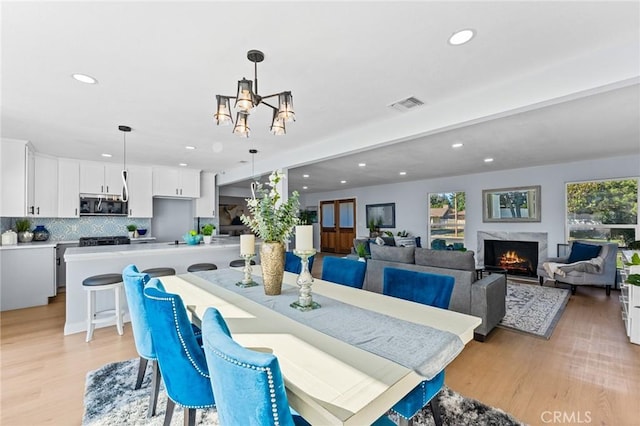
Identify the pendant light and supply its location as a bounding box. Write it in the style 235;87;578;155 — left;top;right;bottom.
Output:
119;125;131;202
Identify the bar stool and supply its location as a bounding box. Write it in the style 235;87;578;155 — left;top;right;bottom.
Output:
229;259;256;267
83;273;124;342
187;263;218;272
142;267;176;278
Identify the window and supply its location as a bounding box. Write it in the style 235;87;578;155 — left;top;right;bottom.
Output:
566;178;639;246
428;192;465;248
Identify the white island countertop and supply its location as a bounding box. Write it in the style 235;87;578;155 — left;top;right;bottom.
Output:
65;237;243;261
63;236;259;335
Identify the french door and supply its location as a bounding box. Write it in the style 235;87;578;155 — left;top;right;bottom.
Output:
320;198;356;254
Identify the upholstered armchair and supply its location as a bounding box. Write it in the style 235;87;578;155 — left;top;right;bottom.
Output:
143;278;216;426
537;241;618;296
321;256;367;288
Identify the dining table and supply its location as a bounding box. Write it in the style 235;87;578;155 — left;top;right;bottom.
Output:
160;266;481;426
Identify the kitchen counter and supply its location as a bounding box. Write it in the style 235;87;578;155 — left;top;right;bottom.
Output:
0;241;57;250
63;237;258;335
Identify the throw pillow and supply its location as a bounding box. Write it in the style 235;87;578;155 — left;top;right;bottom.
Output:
394;236;416;247
375;236;385;246
567;242;602;264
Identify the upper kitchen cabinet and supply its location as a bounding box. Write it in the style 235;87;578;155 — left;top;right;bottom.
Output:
152;167;201;198
127;166;153;217
0;139;28;217
195;172;217;218
80;162;124;195
58;159;80;218
27;153;58;217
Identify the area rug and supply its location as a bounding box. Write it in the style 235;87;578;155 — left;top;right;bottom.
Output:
499;281;571;339
83;358;524;425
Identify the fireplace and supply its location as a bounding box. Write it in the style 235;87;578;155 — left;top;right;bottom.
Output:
484;240;538;277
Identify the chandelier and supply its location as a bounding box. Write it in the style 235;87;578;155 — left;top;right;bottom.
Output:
215;50;295;137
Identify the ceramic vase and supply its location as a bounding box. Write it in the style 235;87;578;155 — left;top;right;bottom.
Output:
203;235;212;244
18;231;33;243
260;241;285;295
33;225;50;241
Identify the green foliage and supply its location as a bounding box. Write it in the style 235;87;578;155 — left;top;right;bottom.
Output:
241;170;300;243
567;179;638;225
201;224;215;236
397;230;409;237
126;224;137;232
430;192;466;212
383;231;393;237
15;218;31;232
189;229;199;236
627;253;640;266
368;218;377;231
356;243;368;258
627;274;640;286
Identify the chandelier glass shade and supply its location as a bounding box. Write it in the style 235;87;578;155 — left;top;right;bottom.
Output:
216;50;295;137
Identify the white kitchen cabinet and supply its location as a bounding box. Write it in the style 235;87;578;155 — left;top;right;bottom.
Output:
58;159;80;217
152;167;201;198
80;162;124;195
0;139;29;217
1;244;56;311
27;154;58;217
127;166;153;218
195;172;217;218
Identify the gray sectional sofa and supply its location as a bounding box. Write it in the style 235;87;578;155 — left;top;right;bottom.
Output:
364;244;506;341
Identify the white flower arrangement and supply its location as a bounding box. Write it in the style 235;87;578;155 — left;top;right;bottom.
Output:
241;170;300;243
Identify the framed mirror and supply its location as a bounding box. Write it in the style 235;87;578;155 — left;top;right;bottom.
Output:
482;185;541;222
366;203;395;228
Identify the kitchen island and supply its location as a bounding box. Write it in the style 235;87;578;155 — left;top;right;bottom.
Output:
63;238;252;335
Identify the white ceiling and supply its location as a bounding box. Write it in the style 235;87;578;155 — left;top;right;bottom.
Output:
2;1;639;194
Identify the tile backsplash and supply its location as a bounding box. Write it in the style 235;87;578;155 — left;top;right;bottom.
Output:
1;217;151;242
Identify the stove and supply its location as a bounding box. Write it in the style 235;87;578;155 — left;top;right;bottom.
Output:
78;236;131;247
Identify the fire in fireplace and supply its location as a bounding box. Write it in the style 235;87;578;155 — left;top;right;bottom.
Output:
484;240;538;277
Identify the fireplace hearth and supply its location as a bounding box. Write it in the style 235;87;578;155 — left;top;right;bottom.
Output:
484;240;538;277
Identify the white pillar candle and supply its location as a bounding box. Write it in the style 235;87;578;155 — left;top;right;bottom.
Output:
240;234;255;255
295;225;313;251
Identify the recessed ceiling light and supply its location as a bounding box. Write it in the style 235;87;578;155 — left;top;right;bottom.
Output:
101;153;112;158
358;163;366;167
340;180;347;184
71;73;98;84
303;174;310;178
302;186;308;190
399;171;407;176
179;163;188;167
448;29;475;46
452;143;464;148
185;146;196;150
484;158;494;163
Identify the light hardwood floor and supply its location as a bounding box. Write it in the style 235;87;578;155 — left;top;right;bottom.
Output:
1;263;639;425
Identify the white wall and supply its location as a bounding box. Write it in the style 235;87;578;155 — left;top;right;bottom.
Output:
299;155;640;258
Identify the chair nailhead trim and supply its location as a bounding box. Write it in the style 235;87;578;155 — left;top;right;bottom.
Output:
206;343;280;425
146;293;209;378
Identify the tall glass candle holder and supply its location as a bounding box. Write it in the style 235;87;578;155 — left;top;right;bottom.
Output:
235;253;258;288
290;248;320;311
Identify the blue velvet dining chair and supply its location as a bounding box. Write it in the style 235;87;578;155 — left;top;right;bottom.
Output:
284;251;315;274
121;264;160;418
382;267;455;426
143;278;215;426
201;307;310;426
321;256;367;289
201;307;395;426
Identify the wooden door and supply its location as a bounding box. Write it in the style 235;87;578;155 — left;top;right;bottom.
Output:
320;198;356;254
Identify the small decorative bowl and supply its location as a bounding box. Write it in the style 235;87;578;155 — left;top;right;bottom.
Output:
183;233;202;245
137;228;147;236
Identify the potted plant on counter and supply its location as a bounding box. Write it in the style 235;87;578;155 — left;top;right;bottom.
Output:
201;224;215;244
126;224;137;238
15;218;33;243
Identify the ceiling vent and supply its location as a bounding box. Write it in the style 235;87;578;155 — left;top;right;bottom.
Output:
388;96;424;112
